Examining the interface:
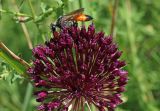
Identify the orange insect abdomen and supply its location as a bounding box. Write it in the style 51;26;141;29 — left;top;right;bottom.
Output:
75;14;93;21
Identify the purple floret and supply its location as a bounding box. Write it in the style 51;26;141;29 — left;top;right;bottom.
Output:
28;24;128;111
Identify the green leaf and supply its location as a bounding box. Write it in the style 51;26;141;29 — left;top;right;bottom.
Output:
0;42;29;77
40;2;47;13
61;0;68;4
56;5;64;17
0;60;24;84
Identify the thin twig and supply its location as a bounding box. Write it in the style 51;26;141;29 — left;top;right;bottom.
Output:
110;0;119;36
0;42;30;68
12;0;33;49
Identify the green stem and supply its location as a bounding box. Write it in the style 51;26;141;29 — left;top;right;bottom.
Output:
28;0;36;18
110;0;119;37
78;0;82;8
10;1;34;111
22;83;33;111
78;0;83;26
27;0;43;40
12;0;33;49
0;9;32;17
0;0;2;19
125;1;158;111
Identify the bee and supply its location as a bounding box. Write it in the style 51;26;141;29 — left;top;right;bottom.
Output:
50;8;93;32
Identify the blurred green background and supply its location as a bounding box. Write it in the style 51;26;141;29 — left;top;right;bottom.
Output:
0;0;160;111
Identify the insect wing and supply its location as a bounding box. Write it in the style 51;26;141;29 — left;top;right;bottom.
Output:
64;8;84;16
62;8;84;21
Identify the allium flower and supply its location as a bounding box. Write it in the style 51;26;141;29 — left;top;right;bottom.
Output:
28;24;128;111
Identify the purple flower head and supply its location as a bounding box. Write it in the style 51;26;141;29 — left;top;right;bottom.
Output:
28;24;128;111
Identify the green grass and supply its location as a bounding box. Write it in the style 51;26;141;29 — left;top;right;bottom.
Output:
0;0;160;111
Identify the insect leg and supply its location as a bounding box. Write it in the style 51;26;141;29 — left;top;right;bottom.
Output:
73;21;78;27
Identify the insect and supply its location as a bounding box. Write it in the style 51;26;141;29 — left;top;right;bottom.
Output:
50;8;93;32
